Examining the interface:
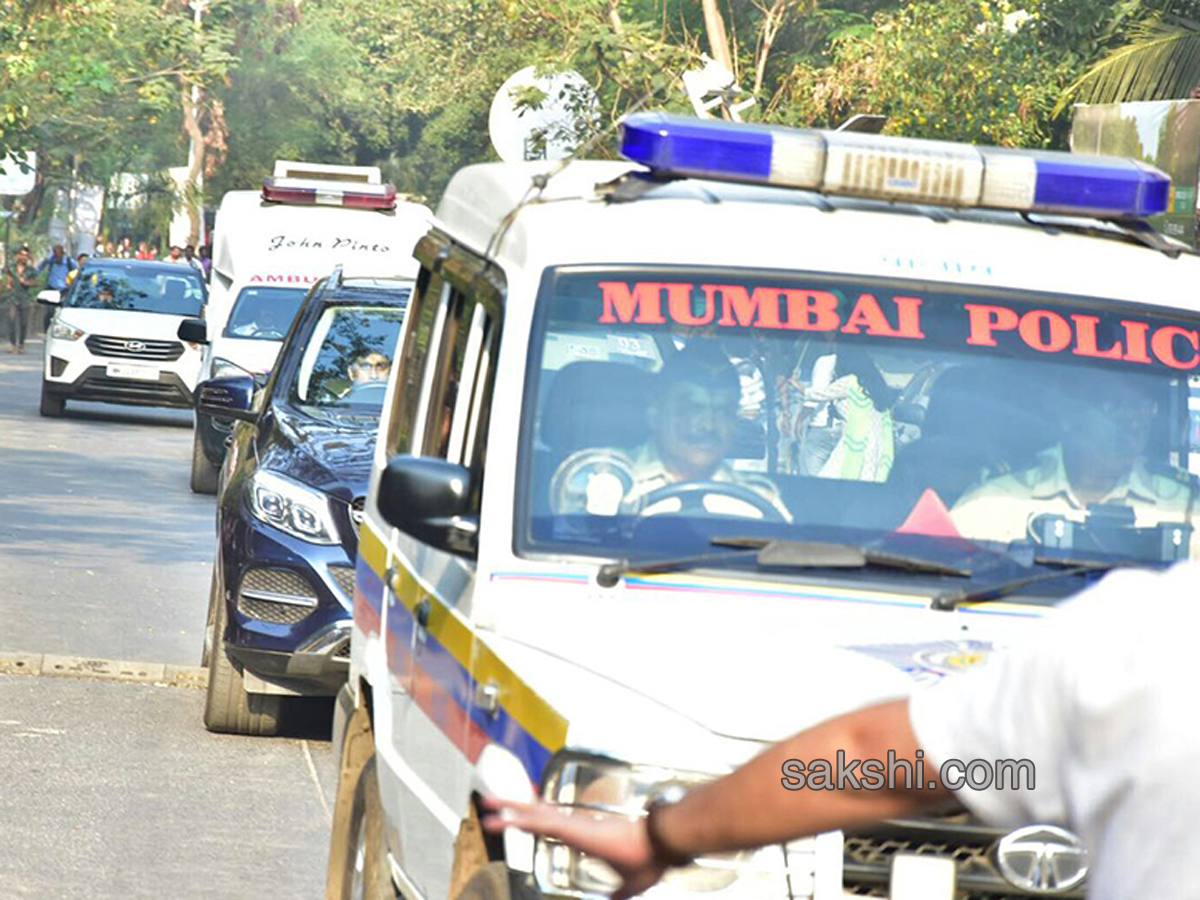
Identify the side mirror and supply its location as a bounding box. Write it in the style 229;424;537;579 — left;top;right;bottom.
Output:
196;374;259;422
378;455;478;557
37;289;61;306
178;317;209;344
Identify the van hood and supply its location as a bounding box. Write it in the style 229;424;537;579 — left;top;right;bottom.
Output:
480;570;1046;744
56;307;195;341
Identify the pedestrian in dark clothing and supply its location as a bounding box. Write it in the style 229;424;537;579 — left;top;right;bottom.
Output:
6;246;37;353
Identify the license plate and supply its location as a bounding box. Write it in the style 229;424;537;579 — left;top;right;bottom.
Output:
106;364;160;382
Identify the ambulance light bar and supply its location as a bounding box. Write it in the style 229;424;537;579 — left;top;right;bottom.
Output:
262;176;397;210
619;112;1169;219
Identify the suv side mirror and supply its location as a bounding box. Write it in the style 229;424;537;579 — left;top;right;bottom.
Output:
196;374;260;422
37;289;61;306
178;317;208;344
378;455;478;557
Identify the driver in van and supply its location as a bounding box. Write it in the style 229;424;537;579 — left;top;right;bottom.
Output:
950;370;1197;547
623;343;790;519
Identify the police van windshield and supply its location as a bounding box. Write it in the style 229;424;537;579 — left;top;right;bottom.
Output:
223;286;307;341
521;269;1200;568
68;264;205;316
293;302;406;414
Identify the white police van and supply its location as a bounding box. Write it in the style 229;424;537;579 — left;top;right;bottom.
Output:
324;114;1200;900
184;161;430;492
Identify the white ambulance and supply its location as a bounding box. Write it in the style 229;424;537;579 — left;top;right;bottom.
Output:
325;114;1200;900
186;161;431;492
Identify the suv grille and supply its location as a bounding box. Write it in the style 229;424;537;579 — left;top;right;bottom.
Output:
237;568;318;625
330;565;356;601
86;334;184;361
844;815;1087;899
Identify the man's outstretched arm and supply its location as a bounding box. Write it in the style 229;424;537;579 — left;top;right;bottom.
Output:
482;698;953;899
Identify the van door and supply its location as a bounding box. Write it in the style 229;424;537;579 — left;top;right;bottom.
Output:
381;251;500;900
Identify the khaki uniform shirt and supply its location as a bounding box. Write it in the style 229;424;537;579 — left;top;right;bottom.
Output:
951;444;1196;549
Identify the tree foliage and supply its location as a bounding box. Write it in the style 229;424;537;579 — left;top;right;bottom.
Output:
5;0;1200;236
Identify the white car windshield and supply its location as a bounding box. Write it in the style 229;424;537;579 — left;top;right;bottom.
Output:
68;264;205;316
519;268;1200;569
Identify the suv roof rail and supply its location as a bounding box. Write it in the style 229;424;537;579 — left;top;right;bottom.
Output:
330;264;345;289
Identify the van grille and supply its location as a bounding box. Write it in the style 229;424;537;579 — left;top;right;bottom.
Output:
844;815;1087;899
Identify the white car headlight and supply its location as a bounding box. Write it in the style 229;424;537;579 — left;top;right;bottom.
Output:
536;754;748;897
49;319;85;341
248;470;339;544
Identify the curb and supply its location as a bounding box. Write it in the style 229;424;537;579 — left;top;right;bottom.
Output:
0;652;208;689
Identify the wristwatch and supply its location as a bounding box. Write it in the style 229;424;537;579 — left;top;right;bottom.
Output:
644;797;694;868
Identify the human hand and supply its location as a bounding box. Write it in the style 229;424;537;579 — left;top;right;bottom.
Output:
479;796;667;900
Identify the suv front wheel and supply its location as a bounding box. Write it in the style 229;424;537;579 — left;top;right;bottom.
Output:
203;591;282;735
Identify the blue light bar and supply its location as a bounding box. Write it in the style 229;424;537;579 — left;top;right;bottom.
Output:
618;112;1170;220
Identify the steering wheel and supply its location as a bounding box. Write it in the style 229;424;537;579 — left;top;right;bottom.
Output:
340;381;388;403
638;481;787;523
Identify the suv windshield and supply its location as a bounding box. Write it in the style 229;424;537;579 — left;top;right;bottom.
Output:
294;301;407;413
521;269;1200;568
67;264;205;316
223;286;307;340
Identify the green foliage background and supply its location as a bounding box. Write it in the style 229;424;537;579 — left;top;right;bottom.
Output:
3;0;1200;239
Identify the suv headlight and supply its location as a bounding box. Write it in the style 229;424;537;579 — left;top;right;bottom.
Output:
49;319;85;341
536;753;747;897
248;470;339;544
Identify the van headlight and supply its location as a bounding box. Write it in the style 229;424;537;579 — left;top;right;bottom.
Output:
248;470;339;544
535;753;745;897
49;319;85;341
212;356;248;379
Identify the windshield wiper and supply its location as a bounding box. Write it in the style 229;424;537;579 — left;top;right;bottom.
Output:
595;537;970;588
931;554;1134;611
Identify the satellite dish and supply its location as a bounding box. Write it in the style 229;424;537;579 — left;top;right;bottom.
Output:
489;67;598;163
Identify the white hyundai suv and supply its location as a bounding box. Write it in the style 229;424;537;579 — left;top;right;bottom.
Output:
39;258;207;417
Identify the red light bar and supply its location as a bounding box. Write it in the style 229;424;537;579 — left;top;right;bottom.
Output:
261;176;397;210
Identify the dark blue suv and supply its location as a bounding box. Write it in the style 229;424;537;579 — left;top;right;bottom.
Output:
192;271;410;735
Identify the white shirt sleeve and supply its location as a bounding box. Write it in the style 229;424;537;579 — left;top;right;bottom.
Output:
907;565;1174;828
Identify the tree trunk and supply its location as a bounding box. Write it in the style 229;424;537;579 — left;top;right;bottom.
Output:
181;82;206;248
701;0;734;75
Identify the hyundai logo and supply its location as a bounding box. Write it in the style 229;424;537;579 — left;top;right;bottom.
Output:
124;340;146;353
996;825;1088;894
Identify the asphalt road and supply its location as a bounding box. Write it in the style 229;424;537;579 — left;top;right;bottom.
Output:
0;339;338;898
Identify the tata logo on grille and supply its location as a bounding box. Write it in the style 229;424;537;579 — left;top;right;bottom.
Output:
124;340;147;353
996;825;1088;894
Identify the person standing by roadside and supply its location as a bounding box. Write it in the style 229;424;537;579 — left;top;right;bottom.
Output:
5;246;38;354
36;244;75;331
182;244;203;272
135;240;153;260
198;244;213;280
66;252;88;285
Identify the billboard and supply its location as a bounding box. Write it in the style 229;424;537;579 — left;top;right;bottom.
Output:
1071;100;1200;247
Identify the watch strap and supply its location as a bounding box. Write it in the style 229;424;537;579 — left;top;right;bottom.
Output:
644;798;694;868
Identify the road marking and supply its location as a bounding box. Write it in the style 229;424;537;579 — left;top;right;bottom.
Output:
302;739;333;824
0;651;208;689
